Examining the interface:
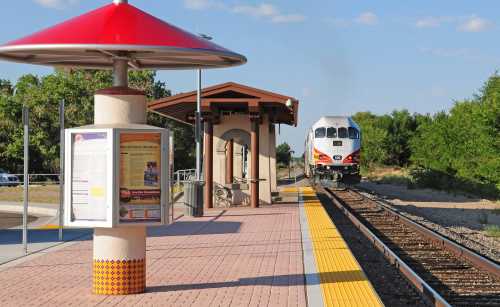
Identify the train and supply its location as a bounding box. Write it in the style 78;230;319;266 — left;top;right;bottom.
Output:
304;116;361;184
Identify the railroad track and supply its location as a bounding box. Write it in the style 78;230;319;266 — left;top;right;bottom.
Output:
319;185;500;307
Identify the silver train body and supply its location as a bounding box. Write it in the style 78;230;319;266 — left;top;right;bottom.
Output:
304;116;361;183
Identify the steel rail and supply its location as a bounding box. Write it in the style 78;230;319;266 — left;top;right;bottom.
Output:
322;186;452;307
353;187;500;277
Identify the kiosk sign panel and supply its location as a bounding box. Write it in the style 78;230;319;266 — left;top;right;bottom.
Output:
72;132;108;221
119;133;162;223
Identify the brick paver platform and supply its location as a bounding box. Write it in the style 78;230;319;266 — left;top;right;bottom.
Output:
0;204;306;307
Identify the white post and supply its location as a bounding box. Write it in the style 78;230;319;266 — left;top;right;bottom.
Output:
195;69;202;181
22;106;29;255
58;100;64;241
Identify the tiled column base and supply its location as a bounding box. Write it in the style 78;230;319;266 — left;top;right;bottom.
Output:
93;258;146;295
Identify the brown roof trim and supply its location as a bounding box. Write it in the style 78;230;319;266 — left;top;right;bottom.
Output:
148;82;296;108
149;82;299;126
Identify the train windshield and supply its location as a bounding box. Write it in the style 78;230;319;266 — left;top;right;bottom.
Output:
327;127;337;138
348;127;360;139
338;127;348;138
315;127;326;138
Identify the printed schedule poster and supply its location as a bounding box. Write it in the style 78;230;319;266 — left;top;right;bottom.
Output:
120;133;162;223
71;132;108;221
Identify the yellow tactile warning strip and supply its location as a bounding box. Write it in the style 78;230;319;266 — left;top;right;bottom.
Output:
298;186;383;307
93;259;146;295
35;224;59;230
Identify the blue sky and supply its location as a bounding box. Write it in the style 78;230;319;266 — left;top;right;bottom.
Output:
0;0;499;153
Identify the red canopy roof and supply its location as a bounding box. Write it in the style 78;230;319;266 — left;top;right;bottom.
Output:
0;1;246;69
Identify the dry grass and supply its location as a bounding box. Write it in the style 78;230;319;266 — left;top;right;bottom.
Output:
485;225;500;238
363;166;412;186
0;185;60;204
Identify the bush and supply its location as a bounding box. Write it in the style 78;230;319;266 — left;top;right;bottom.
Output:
276;142;292;165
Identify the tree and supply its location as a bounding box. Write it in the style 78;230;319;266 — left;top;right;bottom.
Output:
0;69;195;173
410;73;500;196
352;112;389;167
276;142;292;166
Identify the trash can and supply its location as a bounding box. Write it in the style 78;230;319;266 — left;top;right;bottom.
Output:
184;180;204;217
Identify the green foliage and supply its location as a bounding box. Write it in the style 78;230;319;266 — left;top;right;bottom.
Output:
410;73;500;198
353;73;500;198
353;110;421;167
352;112;389;166
276;142;292;165
0;69;194;174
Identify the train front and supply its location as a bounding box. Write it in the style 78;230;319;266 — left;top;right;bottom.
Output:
311;117;361;183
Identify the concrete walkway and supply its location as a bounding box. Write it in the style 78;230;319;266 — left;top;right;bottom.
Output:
0;200;186;265
0;204;307;306
0;201;59;217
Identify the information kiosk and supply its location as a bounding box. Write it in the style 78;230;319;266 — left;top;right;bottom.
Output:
64;126;169;228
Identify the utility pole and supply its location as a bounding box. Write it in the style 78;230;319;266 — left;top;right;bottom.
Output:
22;106;29;254
195;69;202;181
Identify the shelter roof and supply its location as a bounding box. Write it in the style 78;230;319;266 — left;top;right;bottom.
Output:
149;82;299;126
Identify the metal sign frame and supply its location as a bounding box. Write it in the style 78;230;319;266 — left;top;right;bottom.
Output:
64;126;170;228
64;128;114;228
114;128;169;227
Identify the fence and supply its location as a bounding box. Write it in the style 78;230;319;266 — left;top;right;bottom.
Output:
9;174;60;185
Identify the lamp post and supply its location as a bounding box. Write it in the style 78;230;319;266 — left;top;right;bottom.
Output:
196;34;213;182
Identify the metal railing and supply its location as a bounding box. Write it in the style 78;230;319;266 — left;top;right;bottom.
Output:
10;174;60;185
173;169;196;184
170;168;196;198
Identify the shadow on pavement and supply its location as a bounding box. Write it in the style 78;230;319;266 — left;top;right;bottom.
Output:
0;228;92;245
148;221;241;237
146;270;365;292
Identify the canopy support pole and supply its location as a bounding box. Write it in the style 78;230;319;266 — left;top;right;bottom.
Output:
113;59;128;87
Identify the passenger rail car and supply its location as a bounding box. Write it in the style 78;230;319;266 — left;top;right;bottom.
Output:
305;116;361;183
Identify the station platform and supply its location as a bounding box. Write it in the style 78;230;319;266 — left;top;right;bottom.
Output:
0;183;382;306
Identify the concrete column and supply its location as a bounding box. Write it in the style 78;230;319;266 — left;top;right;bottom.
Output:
204;119;213;209
269;124;277;193
225;139;234;184
233;142;243;180
250;118;259;208
92;87;147;295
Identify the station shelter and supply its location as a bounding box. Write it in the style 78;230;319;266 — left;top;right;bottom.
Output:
149;82;299;209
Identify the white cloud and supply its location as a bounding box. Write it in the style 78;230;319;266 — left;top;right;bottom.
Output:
325;12;379;27
355;12;378;25
34;0;78;9
458;16;493;32
232;3;305;24
184;0;211;10
232;3;277;17
183;0;225;10
415;15;493;33
415;16;453;28
272;14;306;24
184;1;305;24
